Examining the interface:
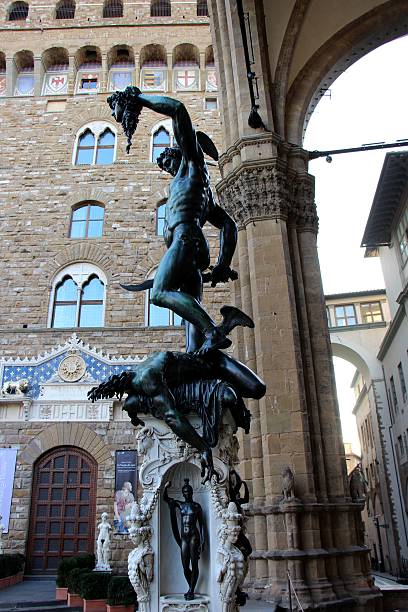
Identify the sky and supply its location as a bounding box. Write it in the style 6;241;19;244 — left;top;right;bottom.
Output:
303;34;408;454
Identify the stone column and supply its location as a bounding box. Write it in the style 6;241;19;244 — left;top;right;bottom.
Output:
166;52;173;93
5;56;15;97
199;51;206;92
33;56;43;97
101;54;108;93
216;137;380;609
134;52;140;89
67;54;76;96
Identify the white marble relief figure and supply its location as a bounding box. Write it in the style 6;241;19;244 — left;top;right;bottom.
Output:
96;512;112;570
127;492;158;612
217;503;246;612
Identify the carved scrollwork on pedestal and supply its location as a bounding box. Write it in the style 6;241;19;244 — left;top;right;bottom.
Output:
136;424;198;490
127;490;158;612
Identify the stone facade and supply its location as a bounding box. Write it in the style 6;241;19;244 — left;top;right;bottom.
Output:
0;0;228;575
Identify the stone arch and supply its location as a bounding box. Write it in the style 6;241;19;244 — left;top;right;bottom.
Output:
41;46;69;71
140;43;167;67
13;49;33;71
172;43;200;67
20;423;112;466
43;242;116;283
107;44;134;69
330;335;384;383
69;108;115;133
66;187;112;209
74;45;102;70
285;0;408;144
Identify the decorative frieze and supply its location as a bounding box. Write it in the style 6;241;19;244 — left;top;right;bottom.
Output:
24;400;112;422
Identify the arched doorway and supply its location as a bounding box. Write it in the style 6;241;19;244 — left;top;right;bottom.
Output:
27;446;97;573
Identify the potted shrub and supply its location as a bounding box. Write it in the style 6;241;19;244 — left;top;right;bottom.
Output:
56;557;78;600
79;571;111;612
56;554;95;600
107;576;137;612
0;554;24;590
67;566;86;607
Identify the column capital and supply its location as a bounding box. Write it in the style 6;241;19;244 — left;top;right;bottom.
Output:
216;160;318;232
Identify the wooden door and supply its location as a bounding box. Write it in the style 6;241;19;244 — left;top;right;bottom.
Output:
27;446;97;573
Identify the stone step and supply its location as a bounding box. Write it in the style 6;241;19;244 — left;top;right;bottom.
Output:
0;601;73;610
3;607;81;612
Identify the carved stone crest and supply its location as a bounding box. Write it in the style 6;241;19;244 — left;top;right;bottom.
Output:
58;354;86;382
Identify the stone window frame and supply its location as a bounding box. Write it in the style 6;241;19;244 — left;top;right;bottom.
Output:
360;301;384;324
48;262;107;329
156;200;166;236
333;303;357;327
144;269;182;327
204;96;218;111
150;118;174;163
72;121;118;166
69;202;105;239
8;1;29;21
75;68;102;95
150;0;171;17
55;0;75;19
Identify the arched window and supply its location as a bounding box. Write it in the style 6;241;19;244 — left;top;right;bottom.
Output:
42;48;69;95
95;129;115;164
55;0;75;19
8;1;29;21
146;276;182;327
78;276;104;327
108;46;134;91
152;127;170;162
103;0;123;18
197;0;208;16
14;51;34;96
75;130;95;165
75;47;102;94
150;0;171;17
52;276;78;328
70;203;104;238
173;44;200;91
140;44;167;91
74;123;117;166
156;201;166;236
50;264;106;328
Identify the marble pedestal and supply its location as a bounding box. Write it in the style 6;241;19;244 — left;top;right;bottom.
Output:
127;413;245;612
160;594;211;611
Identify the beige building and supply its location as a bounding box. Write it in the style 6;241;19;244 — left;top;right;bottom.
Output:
362;151;408;579
0;0;224;575
3;0;408;609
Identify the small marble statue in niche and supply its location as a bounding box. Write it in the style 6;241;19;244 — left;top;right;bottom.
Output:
95;512;112;571
163;479;205;600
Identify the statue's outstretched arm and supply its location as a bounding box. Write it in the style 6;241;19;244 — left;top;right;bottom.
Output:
133;92;200;162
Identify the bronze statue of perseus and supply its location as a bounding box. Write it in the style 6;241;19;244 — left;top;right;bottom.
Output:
108;86;252;354
163;479;205;600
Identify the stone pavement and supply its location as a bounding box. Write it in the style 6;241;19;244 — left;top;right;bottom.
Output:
0;578;275;611
0;579;56;604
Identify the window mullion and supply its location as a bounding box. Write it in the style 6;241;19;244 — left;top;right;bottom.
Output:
76;287;82;327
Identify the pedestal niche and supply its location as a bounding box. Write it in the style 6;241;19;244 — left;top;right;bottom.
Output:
128;414;247;612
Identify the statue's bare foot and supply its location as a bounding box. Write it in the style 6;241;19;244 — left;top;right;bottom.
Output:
201;450;220;484
184;590;195;600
